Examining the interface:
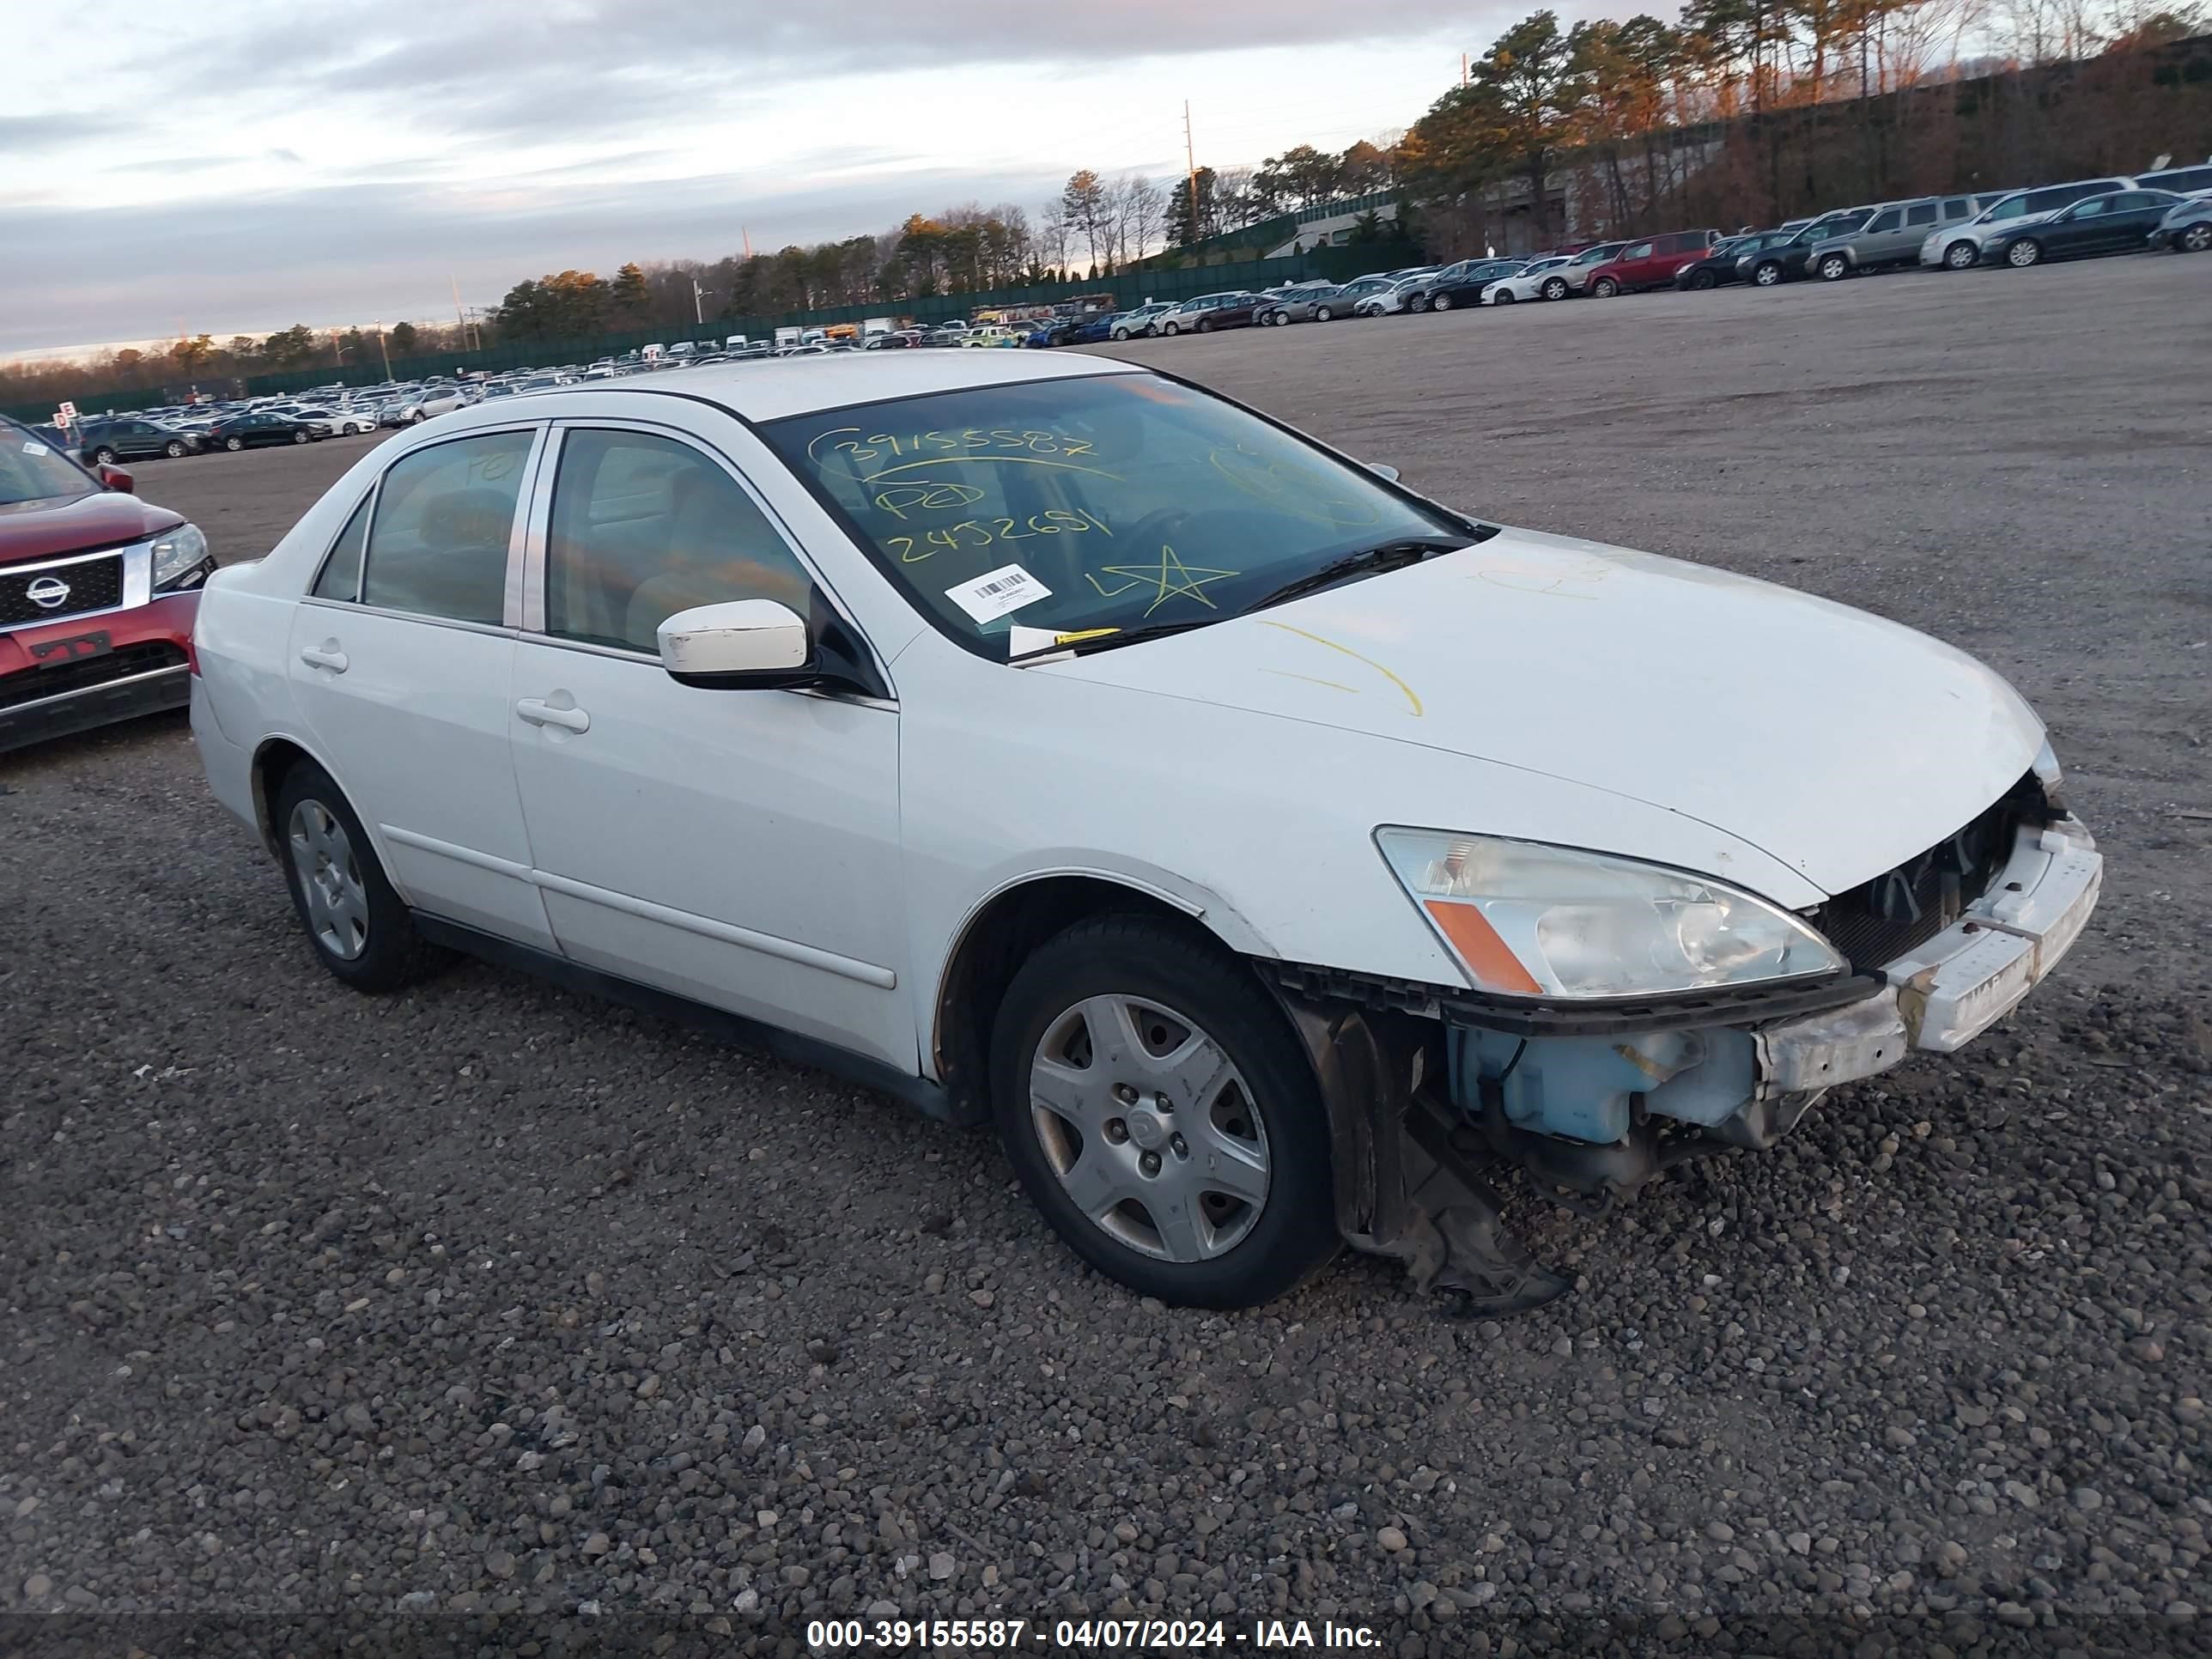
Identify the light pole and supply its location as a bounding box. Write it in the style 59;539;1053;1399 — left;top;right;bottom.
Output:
691;278;712;327
373;319;392;380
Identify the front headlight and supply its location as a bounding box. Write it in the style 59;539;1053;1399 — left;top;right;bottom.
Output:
1376;829;1844;999
151;521;210;589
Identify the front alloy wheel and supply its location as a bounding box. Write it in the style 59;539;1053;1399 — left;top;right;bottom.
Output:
1818;253;1849;281
91;447;117;465
1944;240;1980;270
1433;292;1454;310
1592;277;1619;298
292;428;309;444
2007;239;2043;268
1753;261;1783;286
1540;277;1568;301
224;436;243;451
993;916;1336;1307
1314;306;1333;321
2181;223;2212;253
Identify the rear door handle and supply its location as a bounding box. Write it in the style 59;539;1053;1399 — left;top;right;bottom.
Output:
299;642;349;672
516;696;590;733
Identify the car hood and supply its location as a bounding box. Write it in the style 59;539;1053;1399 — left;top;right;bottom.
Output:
0;489;185;566
1046;526;2043;898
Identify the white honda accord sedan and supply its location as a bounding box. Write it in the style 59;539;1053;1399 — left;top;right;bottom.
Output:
190;352;2100;1310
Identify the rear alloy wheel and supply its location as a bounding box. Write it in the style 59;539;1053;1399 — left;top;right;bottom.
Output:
164;440;185;458
2006;238;2043;268
1944;240;1980;270
993;915;1336;1308
1592;276;1620;298
1540;277;1569;301
1818;252;1850;281
292;428;310;444
2183;223;2212;254
274;761;447;994
1753;261;1784;287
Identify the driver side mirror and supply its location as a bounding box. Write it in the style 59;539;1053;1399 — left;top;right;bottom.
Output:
98;465;135;495
1365;462;1401;483
658;599;812;690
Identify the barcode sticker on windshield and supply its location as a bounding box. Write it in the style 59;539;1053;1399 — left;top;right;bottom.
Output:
945;563;1051;624
22;441;48;456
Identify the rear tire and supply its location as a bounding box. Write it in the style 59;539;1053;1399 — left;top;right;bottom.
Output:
272;760;447;994
991;915;1338;1309
292;428;309;444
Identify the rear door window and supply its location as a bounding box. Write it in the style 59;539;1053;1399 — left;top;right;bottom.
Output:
313;493;374;601
1906;203;1938;227
361;428;536;624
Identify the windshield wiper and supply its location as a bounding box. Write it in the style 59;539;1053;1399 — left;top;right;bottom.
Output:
1012;618;1220;661
1244;537;1470;613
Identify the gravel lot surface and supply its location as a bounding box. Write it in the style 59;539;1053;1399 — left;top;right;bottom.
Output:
4;254;2209;1653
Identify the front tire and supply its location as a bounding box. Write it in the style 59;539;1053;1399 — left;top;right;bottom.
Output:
292;428;310;444
1494;289;1517;305
1817;252;1849;281
1944;240;1979;270
1540;277;1568;301
1407;293;1429;312
273;761;447;994
1314;306;1333;321
224;436;243;452
2183;223;2212;254
1433;292;1454;311
2006;238;2043;268
1592;276;1620;298
1195;318;1212;333
164;440;185;458
91;446;118;465
1161;321;1180;336
1753;261;1784;287
1689;269;1717;289
991;915;1337;1309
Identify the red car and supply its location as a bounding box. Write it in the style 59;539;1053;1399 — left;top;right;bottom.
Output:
1;417;215;754
1584;228;1724;296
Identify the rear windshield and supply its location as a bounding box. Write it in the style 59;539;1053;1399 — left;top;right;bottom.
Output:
0;427;92;507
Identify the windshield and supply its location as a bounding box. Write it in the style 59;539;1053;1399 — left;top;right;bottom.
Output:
763;372;1469;654
0;428;94;507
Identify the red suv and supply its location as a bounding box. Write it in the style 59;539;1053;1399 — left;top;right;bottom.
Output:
1;417;215;754
1585;229;1723;296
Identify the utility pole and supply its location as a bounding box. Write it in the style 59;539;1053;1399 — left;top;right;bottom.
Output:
743;225;753;260
1462;52;1469;87
691;278;711;325
1183;101;1199;243
451;275;471;350
373;319;392;380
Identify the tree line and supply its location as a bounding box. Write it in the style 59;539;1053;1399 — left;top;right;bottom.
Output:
5;8;2203;410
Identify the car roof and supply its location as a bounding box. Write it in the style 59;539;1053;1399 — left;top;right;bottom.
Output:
422;349;1144;427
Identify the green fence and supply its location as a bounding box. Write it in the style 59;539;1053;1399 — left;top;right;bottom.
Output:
3;243;1423;416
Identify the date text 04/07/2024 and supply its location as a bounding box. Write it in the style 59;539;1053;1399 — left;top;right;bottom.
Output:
803;1616;1382;1650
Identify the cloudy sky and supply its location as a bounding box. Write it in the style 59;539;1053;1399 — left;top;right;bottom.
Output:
0;0;1558;362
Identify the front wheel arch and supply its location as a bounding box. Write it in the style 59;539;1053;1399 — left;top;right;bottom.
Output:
932;874;1264;1125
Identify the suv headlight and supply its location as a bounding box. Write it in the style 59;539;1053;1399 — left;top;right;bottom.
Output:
1376;828;1844;999
151;521;210;589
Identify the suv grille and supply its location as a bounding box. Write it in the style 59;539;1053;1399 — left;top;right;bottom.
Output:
0;640;185;710
0;553;125;628
1809;774;2045;968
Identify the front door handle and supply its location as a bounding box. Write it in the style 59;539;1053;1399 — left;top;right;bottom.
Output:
516;696;590;733
299;641;349;672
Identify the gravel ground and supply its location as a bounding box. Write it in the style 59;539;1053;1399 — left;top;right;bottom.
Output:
3;253;2209;1654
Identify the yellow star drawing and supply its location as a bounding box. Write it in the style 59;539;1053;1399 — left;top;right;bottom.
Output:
1085;544;1241;616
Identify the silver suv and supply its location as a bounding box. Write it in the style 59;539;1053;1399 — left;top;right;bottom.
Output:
1920;176;2136;269
1809;194;2001;278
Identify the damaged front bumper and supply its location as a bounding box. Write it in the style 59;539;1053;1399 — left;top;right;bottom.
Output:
1444;816;2100;1182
